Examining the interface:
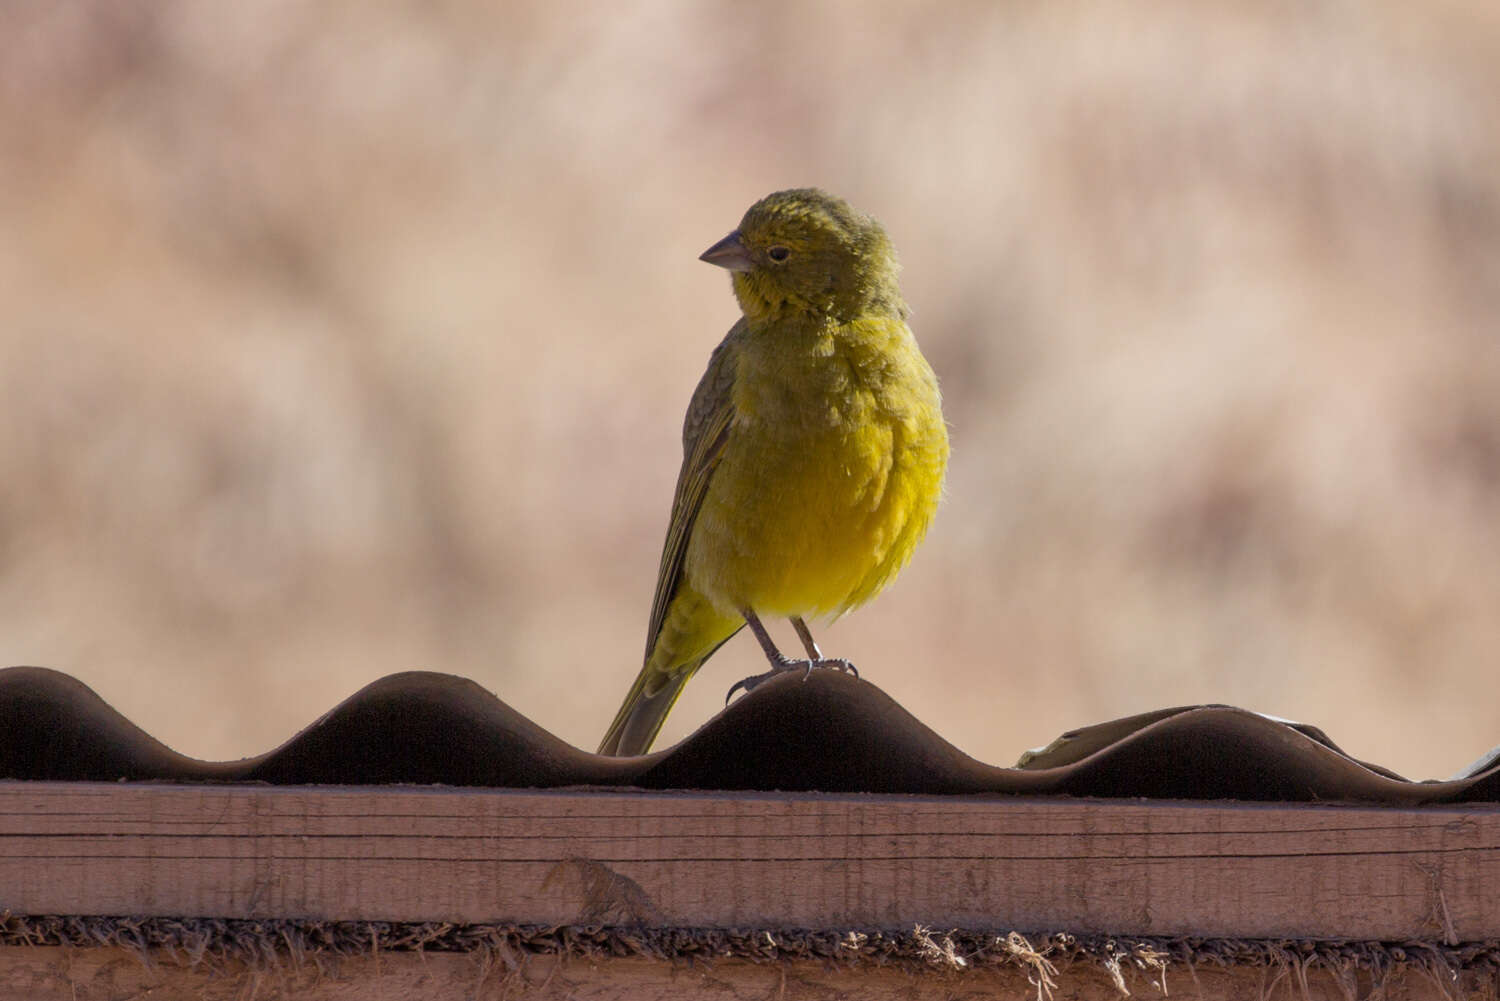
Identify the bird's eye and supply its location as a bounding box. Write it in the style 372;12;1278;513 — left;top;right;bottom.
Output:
767;246;791;262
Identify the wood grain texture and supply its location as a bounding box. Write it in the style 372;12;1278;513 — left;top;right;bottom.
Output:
0;947;1480;1001
2;782;1498;940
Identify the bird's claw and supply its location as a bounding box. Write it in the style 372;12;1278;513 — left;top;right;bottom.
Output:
724;657;860;704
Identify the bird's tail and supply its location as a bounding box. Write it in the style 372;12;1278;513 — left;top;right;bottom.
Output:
596;661;702;757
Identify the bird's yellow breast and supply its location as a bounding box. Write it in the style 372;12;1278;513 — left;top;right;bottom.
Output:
685;313;948;620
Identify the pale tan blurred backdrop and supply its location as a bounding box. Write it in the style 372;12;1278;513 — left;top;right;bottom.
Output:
3;1;1498;779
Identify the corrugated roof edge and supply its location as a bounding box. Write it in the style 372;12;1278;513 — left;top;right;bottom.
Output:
1;665;1496;801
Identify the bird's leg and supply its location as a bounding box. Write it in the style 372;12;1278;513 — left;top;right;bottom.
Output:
790;616;858;677
791;616;824;659
725;610;859;703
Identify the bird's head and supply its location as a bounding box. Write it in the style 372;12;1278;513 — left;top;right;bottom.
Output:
700;188;904;325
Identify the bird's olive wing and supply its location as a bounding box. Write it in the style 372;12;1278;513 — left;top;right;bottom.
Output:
642;326;739;662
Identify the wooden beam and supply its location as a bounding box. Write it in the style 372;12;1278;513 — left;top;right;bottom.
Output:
2;782;1497;940
0;946;1476;1001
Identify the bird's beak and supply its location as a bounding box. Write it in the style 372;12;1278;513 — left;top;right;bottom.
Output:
699;230;755;272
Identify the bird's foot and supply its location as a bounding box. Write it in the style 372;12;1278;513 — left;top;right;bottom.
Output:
724;656;859;704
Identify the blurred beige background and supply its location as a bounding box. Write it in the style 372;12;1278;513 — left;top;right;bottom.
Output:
3;1;1498;780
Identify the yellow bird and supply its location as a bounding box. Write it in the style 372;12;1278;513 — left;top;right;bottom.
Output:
597;188;949;756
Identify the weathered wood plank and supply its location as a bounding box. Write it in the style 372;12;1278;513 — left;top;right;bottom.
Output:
1;782;1496;940
0;947;1474;1001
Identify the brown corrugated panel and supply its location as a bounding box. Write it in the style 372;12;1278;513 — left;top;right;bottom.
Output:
0;665;1496;801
